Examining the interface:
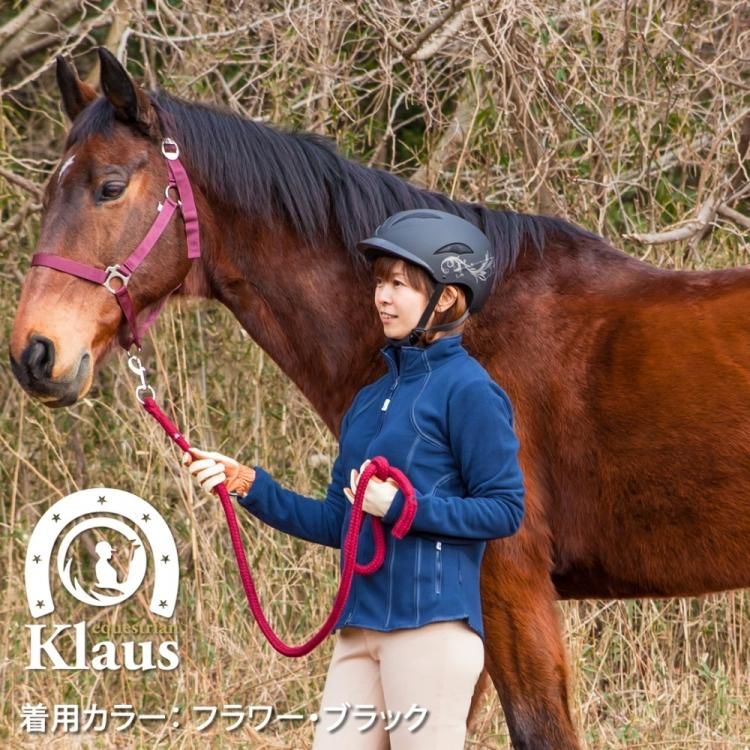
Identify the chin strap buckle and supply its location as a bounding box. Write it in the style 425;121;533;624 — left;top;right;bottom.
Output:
408;328;426;346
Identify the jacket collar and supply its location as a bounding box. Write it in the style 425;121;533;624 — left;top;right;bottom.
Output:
381;334;465;379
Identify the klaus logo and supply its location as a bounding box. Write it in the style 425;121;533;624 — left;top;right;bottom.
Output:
24;488;179;672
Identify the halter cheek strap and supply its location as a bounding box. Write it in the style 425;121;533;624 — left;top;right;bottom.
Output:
30;138;200;350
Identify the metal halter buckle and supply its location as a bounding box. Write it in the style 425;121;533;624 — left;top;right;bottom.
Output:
104;265;130;293
161;138;180;161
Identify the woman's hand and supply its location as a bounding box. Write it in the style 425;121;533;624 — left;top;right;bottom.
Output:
343;459;398;517
182;447;255;497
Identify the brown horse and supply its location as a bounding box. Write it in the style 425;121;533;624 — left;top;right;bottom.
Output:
10;49;750;749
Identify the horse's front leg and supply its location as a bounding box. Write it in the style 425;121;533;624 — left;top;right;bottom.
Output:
480;530;579;750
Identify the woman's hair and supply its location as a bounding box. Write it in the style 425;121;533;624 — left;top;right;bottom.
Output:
372;255;468;344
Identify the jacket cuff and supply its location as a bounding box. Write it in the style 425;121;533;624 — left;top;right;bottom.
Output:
382;489;405;526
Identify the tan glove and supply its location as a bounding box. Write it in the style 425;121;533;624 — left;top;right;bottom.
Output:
343;459;398;517
182;447;255;497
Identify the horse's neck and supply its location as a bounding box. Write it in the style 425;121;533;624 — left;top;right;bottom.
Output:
189;219;382;433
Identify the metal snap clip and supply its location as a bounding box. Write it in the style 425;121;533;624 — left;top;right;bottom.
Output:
128;355;156;404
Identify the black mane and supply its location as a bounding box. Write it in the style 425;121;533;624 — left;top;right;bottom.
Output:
68;91;601;279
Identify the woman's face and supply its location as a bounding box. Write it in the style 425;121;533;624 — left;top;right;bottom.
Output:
374;260;430;340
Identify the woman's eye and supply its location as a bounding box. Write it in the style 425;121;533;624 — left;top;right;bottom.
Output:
97;181;126;201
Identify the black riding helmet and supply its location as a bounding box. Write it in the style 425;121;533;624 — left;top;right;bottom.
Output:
357;209;496;346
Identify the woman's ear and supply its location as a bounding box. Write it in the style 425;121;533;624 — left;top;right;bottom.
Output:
435;285;459;312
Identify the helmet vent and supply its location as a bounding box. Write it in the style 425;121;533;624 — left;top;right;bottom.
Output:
390;211;442;226
434;242;472;256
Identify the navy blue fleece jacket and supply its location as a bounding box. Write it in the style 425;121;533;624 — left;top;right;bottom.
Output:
240;334;525;639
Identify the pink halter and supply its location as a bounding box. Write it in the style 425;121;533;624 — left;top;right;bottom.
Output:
31;138;200;349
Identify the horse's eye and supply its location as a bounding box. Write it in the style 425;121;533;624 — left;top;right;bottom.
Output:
97;181;126;202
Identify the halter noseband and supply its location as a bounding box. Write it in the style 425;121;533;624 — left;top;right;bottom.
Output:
30;138;200;349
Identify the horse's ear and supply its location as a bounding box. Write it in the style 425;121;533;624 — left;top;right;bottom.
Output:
56;56;97;121
98;47;159;136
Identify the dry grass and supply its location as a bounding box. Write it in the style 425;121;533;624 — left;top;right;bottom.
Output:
1;1;749;747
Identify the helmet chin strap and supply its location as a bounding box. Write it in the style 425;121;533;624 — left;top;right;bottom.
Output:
385;284;470;348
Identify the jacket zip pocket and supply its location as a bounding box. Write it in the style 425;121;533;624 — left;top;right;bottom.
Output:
435;541;442;595
343;586;357;624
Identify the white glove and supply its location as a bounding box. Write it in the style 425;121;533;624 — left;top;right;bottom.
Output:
182;447;255;496
343;459;398;518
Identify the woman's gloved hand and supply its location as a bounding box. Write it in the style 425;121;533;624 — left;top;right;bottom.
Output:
343;459;398;517
182;447;255;497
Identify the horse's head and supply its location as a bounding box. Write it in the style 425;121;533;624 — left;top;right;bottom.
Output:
10;49;198;406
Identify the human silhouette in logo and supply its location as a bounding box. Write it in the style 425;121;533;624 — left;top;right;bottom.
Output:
93;540;127;593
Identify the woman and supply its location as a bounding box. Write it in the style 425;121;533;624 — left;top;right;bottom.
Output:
184;208;525;749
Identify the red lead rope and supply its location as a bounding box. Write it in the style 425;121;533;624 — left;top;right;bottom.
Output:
141;395;417;657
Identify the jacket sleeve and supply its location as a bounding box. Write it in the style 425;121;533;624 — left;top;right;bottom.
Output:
237;410;351;549
382;379;525;540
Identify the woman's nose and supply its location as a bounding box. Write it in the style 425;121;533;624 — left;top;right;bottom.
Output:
375;287;391;305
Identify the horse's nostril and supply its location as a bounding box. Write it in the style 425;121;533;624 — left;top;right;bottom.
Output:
23;335;56;382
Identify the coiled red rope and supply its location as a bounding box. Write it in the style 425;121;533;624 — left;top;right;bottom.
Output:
141;395;417;656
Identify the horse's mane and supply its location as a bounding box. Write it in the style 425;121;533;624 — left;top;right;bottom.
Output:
68;91;603;279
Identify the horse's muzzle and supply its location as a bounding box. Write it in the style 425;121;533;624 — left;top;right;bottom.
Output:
9;335;90;407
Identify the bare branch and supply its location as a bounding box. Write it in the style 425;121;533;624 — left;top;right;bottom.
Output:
412;4;471;61
0;0;82;73
401;0;471;60
717;203;750;231
657;26;750;92
0;198;41;243
412;73;478;187
0;167;44;199
0;0;50;48
127;14;287;45
2;10;112;95
625;197;721;245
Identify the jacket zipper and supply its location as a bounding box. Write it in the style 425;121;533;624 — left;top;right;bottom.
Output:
365;376;400;457
354;373;399;627
435;541;442;595
381;377;399;412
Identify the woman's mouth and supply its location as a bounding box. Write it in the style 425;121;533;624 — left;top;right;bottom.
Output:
380;312;396;322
